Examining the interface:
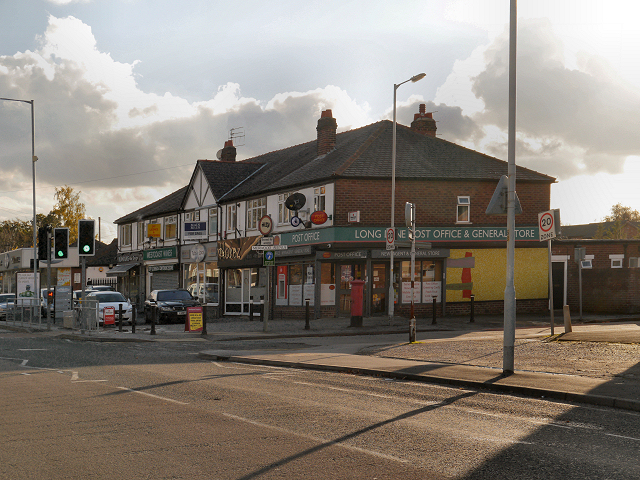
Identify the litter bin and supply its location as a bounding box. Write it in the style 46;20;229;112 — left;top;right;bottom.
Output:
350;280;365;327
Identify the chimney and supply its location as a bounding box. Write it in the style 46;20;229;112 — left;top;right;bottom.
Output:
411;104;437;137
317;109;337;156
220;139;236;162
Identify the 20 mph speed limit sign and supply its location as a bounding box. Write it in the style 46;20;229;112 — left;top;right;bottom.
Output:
538;210;556;241
386;227;395;250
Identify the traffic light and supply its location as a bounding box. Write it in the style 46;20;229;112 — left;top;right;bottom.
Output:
54;228;69;259
47;289;54;305
37;225;49;261
78;219;95;256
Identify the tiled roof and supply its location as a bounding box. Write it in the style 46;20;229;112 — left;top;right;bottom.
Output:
221;120;555;201
561;221;640;239
197;160;265;200
114;186;188;224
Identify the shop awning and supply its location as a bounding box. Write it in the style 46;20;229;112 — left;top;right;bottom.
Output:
106;264;137;277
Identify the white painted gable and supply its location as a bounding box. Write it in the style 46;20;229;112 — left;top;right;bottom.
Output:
184;165;217;209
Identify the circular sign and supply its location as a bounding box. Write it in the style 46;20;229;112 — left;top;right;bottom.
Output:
310;210;328;225
539;212;554;232
265;251;274;261
290;216;301;227
386;227;395;244
258;215;273;235
190;244;206;262
285;193;306;211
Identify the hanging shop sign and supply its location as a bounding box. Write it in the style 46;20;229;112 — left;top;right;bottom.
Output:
310;211;328;225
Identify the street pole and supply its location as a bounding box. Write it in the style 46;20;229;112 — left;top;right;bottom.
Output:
548;238;554;335
389;73;425;325
0;98;38;321
503;0;517;375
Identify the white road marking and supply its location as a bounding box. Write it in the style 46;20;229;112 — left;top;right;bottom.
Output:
605;433;640;442
71;372;79;381
222;412;409;463
21;359;28;366
18;349;47;351
116;386;189;405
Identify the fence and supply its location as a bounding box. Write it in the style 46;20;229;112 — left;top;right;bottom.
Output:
4;298;100;331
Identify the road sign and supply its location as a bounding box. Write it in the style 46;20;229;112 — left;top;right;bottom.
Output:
261;236;274;246
538;210;556;241
263;251;275;266
290;216;301;227
258;215;273;235
252;245;288;251
386;227;395;250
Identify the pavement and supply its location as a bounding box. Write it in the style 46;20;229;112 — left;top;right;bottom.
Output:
2;310;640;412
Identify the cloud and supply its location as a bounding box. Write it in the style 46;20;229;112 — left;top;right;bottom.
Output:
0;15;374;235
470;18;640;179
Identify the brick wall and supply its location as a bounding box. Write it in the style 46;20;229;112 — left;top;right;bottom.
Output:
335;178;550;227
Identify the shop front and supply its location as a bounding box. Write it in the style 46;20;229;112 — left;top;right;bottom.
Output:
143;246;179;294
108;251;144;308
217;237;265;316
182;242;220;308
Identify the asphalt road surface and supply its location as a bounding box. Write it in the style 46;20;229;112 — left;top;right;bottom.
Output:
1;329;639;479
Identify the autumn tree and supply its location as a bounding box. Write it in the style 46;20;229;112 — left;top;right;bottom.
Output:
594;203;640;239
51;185;87;243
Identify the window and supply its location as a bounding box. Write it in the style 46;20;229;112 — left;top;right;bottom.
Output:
457;196;470;223
246;198;266;230
227;204;237;231
209;208;218;235
630;257;640;268
137;222;145;244
185;211;200;222
165;215;177;240
121;224;132;246
278;192;295;225
314;186;326;212
610;254;624;268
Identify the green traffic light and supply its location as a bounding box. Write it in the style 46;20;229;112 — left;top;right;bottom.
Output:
83;245;90;253
57;251;63;257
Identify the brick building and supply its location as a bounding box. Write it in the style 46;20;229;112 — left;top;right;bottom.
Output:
113;105;556;320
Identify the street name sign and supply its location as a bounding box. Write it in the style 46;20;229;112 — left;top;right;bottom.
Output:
252;245;288;251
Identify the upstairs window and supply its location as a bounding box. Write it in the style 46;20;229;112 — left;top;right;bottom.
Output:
457;196;470;223
247;198;266;230
209;208;218;235
227;204;237;231
137;222;145;245
165;215;177;239
278;192;295;225
610;254;624;268
314;186;326;212
121;224;132;246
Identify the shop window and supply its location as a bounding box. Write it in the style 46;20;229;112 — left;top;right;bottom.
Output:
314;186;326;212
247;198;266;230
209;208;218;235
630;257;640;268
227;204;237;231
165;215;177;240
610;254;624;268
278;192;295;225
457;196;470;223
121;224;132;246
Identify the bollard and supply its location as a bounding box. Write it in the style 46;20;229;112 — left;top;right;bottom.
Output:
201;304;208;336
151;305;157;335
432;296;437;325
563;305;572;333
470;294;475;323
305;299;310;330
118;304;123;332
249;297;254;320
131;308;136;334
259;296;264;322
409;318;416;343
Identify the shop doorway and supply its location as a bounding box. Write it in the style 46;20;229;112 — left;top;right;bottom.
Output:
338;263;365;316
370;263;387;315
552;261;565;309
224;268;267;315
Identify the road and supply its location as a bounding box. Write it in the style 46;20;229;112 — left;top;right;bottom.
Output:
1;329;639;479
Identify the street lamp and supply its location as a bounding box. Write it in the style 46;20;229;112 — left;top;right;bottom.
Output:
1;98;38;317
389;73;425;323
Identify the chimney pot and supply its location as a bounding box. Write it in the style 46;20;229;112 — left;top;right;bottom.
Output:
221;140;237;162
317;111;337;156
410;104;437;137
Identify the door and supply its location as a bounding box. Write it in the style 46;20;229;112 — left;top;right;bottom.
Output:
371;263;387;315
338;264;365;316
552;262;565;309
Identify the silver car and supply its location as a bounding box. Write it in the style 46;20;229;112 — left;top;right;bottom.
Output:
0;293;16;320
85;291;133;325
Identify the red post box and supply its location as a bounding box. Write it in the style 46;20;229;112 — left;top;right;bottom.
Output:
350;280;365;327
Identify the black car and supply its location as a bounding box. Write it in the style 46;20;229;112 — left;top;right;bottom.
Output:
144;289;199;324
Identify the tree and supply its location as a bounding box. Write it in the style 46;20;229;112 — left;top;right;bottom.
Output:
594;203;640;239
51;185;87;243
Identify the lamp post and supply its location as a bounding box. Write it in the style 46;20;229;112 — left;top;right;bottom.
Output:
1;98;38;317
389;73;425;324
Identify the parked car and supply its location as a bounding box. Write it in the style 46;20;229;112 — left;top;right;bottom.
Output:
85;291;133;325
144;289;199;324
0;293;16;320
86;285;115;292
187;283;219;304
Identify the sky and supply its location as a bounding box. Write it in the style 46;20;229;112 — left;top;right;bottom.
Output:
1;0;639;243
